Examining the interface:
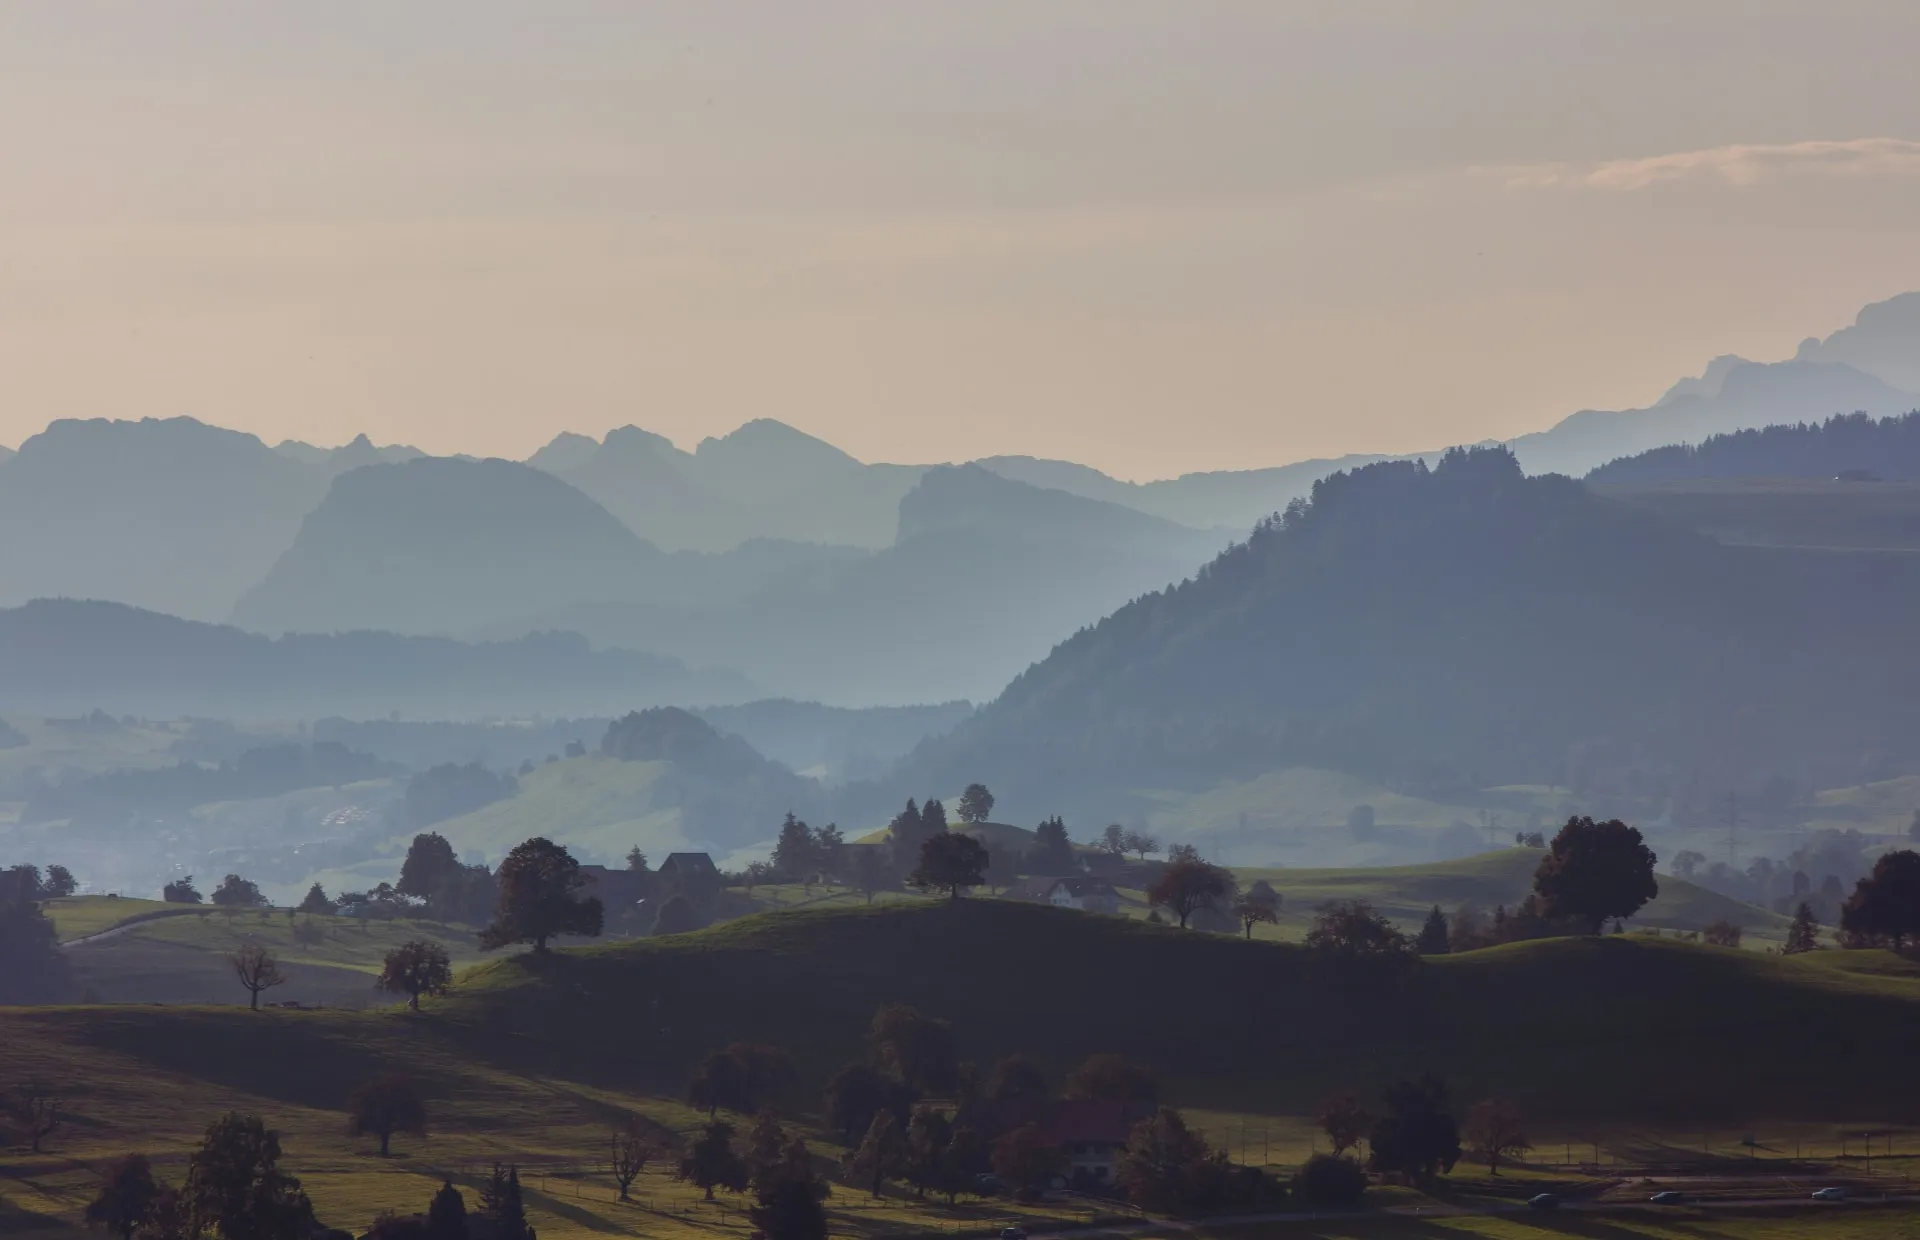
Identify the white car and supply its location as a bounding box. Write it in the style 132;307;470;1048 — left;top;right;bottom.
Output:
1811;1187;1847;1202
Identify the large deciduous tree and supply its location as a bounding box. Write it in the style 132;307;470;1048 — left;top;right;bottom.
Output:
845;1111;906;1198
84;1153;163;1240
956;784;995;825
1148;856;1233;929
479;837;604;952
677;1122;749;1201
1841;849;1920;948
229;943;287;1011
347;1074;427;1157
868;1005;959;1096
907;832;989;899
1462;1099;1529;1175
1367;1078;1460;1180
1531;816;1659;934
181;1112;312;1240
376;940;453;1011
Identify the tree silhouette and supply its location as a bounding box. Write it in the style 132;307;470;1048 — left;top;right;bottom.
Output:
1027;817;1075;875
1784;902;1821;954
1123;830;1160;861
908;832;989;899
1462;1099;1529;1175
1148;856;1233;929
479;837;603;952
397;832;461;903
1234;882;1281;939
868;1005;958;1095
957;784;996;825
1842;849;1920;947
1368;1077;1460;1180
1414;906;1450;955
228;943;287;1010
180;1113;311;1240
479;1164;531;1240
677;1122;748;1201
845;1110;906;1197
425;1180;467;1240
376;940;452;1011
1314;1092;1370;1158
1531;816;1659;933
609;1119;662;1201
84;1153;162;1240
347;1074;427;1157
296;884;334;916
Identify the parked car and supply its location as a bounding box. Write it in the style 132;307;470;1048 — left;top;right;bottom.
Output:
1000;1229;1029;1240
1527;1193;1560;1211
1812;1187;1847;1202
1649;1191;1687;1204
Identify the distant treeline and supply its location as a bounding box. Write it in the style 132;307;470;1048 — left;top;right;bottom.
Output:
22;742;397;824
1587;411;1920;484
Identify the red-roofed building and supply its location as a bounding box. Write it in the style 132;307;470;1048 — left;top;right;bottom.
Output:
964;1098;1150;1186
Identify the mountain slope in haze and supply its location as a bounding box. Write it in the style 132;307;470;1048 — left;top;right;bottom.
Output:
0;417;334;621
0;599;755;719
0;418;430;622
1793;289;1920;393
0;444;13;464
974;451;1403;532
535;418;926;551
894;447;1920;819
232;457;673;636
1508;358;1917;477
512;465;1229;704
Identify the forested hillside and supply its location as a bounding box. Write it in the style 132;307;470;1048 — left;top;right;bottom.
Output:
1588;411;1920;484
892;447;1920;820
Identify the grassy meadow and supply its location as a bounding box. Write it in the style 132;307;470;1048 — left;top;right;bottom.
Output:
9;899;1920;1239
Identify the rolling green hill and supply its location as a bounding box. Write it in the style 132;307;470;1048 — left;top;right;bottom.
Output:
1237;849;1786;937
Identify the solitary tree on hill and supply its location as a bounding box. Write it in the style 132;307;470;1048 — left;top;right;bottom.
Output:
84;1153;162;1240
228;943;287;1010
1462;1099;1529;1175
347;1074;427;1157
957;784;996;825
1784;902;1822;954
1148;855;1233;929
8;1085;64;1154
1233;882;1281;939
908;832;989;899
297;884;334;916
376;940;453;1011
479;837;604;952
609;1118;663;1201
1099;824;1128;858
211;874;267;908
1122;830;1160;861
1531;816;1659;934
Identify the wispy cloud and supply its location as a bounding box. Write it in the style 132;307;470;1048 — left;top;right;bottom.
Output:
1506;138;1920;191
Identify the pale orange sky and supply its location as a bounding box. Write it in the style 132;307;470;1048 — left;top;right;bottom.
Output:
3;2;1920;480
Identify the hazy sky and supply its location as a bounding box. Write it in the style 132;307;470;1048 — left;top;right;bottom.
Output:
4;2;1920;479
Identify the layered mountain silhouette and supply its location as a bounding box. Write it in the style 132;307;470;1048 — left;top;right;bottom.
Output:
0;417;424;622
510;465;1228;704
533;418;926;551
1588;411;1920;485
892;447;1920;819
0;599;754;719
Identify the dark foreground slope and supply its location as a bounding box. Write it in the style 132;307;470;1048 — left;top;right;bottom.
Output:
887;447;1920;818
8;901;1920;1129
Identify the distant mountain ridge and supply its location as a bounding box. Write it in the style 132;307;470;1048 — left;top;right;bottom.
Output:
0;599;755;719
